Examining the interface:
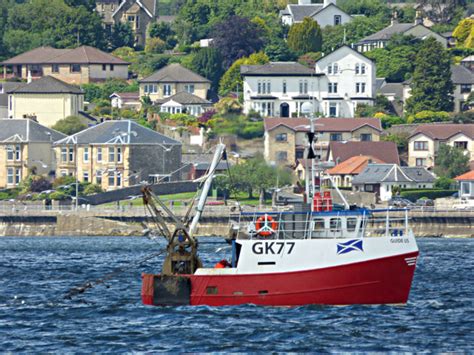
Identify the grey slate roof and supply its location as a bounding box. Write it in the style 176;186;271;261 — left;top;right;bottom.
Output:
378;82;404;98
8;76;83;95
358;23;415;43
288;4;322;22
155;91;211;105
0;119;66;142
352;164;435;185
140;63;210;83
241;62;316;76
55;120;180;145
0;82;25;107
451;65;474;85
182;153;228;171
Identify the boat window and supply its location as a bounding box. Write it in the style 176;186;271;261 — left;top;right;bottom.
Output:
206;286;218;295
313;218;325;232
330;218;342;232
347;218;358;232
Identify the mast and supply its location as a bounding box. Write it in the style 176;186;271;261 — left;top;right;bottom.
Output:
188;143;226;238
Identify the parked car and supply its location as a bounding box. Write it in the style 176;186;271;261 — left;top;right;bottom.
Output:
388;197;414;208
415;198;434;207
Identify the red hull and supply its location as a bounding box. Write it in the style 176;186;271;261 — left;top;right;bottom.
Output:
142;252;418;306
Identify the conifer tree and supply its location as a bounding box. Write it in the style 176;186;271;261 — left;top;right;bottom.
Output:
287;17;322;56
405;37;453;115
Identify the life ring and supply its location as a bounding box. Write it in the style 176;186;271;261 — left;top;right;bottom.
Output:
255;215;278;237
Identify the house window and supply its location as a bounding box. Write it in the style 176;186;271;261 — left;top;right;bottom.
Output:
96;170;102;185
128;15;134;22
360;133;372;141
163;84;171;96
330;133;342;141
257;81;262;94
296;150;304;159
14;145;20;161
454;141;468;150
110;64;114;71
334;15;342;25
52;64;59;73
276;151;287;162
108;173;115;186
102;64;106;71
68;147;74;162
275;133;287;142
97;147;102;162
333;63;338;74
355;63;360;74
6;146;14;161
460;84;471;94
266;81;271;93
70;64;81;73
414;141;428;151
61;147;67;162
361;64;366;74
356;83;366;94
328;83;338;94
416;158;426;167
14;168;21;184
365;184;374;192
136;16;140;29
60;170;67;177
117;146;122;163
184;84;195;94
329;103;337;117
108;146;115;162
461;182;470;195
282;80;287;94
7;168;13;185
299;80;308;94
328;65;332;75
83;172;89;182
83;147;89;162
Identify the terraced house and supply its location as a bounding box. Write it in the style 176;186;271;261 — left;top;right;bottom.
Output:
0;119;65;188
54;120;181;191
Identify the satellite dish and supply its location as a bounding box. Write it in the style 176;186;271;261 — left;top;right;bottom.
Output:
300;102;313;117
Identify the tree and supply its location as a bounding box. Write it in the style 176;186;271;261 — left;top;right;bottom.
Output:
407;110;451;124
191;47;224;91
145;37;166;54
52;115;87;135
219;51;269;96
416;0;467;24
212;15;264;69
264;38;298;62
453;18;474;48
405;38;453;115
287;17;322;56
108;22;134;50
434;144;470;179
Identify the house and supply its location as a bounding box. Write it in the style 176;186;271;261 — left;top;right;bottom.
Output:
0;119;66;188
0;82;24;118
95;0;159;47
380;65;474;114
155;91;212;116
455;170;474;199
327;141;400;165
154;117;207;147
263;117;382;165
242;46;376;118
139;64;211;104
352;164;436;202
7;76;85;127
182;153;229;180
1;46;129;84
461;55;474;72
408;124;474;169
280;0;352;27
355;13;448;53
53;120;181;191
325;155;385;188
110;92;141;110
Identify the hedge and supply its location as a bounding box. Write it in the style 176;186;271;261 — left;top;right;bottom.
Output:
399;189;457;201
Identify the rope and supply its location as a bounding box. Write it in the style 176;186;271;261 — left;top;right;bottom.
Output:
63;248;166;300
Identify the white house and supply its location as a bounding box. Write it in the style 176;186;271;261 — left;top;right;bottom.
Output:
241;46;376;118
280;0;352;27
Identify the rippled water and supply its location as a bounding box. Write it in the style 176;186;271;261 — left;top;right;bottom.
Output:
0;236;473;352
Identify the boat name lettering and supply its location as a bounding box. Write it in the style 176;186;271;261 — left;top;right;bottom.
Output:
390;238;410;244
252;242;295;255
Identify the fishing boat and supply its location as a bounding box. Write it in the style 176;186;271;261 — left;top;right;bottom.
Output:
141;126;419;307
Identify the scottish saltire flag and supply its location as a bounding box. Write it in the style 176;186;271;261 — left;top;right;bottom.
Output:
337;239;364;255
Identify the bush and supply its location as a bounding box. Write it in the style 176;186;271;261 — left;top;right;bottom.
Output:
52;116;87;135
83;184;104;195
434;177;456;190
399;189;457;201
407;111;450;124
49;191;68;201
145;37;166;54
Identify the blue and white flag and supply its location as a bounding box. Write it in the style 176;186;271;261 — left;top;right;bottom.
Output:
337;239;364;255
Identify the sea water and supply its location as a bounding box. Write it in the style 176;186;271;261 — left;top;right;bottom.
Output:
0;237;472;352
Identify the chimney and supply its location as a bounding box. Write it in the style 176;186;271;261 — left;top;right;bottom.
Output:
390;11;399;26
27;70;32;84
414;10;423;25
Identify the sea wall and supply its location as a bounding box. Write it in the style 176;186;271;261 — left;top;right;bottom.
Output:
0;211;472;238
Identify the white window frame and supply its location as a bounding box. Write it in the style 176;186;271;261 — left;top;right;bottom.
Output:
96;170;102;185
163;84;172;96
83;172;89;182
7;167;13;185
184;84;195;94
108;146;115;163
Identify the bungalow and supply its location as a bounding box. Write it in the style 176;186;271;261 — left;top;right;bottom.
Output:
325;155;384;188
352;164;436;202
110;92;141;111
455;170;474;199
1;46;129;84
155;91;212;116
280;0;352;27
